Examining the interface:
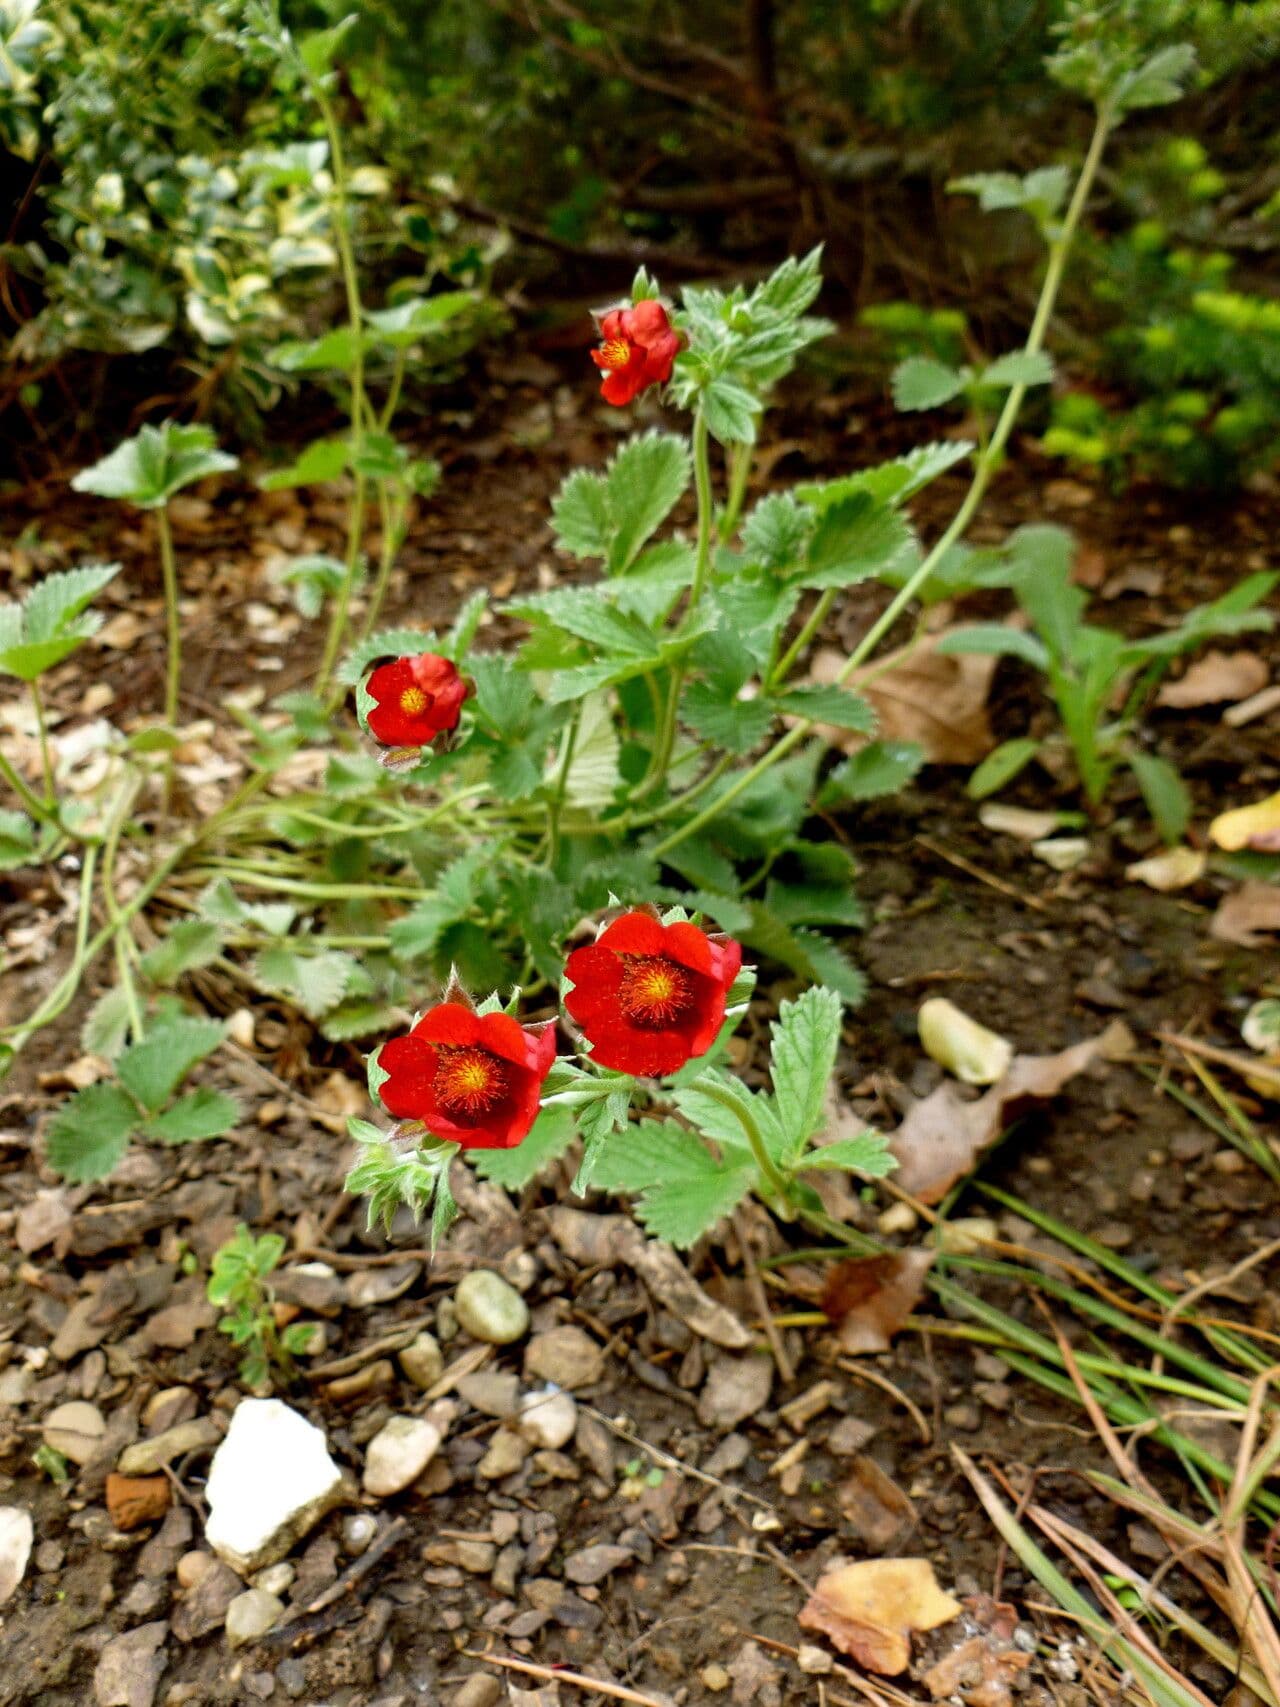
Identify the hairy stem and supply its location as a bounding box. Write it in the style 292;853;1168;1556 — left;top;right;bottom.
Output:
768;587;836;689
644;408;713;792
28;681;56;808
545;706;582;868
692;1077;792;1209
0;744;54;824
155;506;181;808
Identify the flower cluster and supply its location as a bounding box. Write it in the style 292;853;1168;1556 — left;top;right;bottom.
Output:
372;910;743;1151
590;299;682;406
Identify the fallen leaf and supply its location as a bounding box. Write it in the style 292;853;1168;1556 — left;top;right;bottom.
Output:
978;804;1062;841
1156;649;1268;709
821;1250;934;1354
889;1024;1129;1203
1126;847;1207;891
1209;792;1280;853
809;633;996;764
1031;836;1090;871
837;1455;916;1551
798;1557;962;1675
1211;882;1280;947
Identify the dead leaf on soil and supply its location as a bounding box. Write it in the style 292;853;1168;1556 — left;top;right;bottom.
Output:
1210;791;1280;854
837;1454;917;1551
808;632;996;764
820;1249;935;1355
798;1557;962;1675
1211;882;1280;947
888;1022;1133;1204
1125;846;1207;892
1156;649;1269;710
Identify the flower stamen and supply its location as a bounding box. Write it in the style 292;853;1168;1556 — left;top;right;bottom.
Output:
617;954;695;1027
433;1045;509;1116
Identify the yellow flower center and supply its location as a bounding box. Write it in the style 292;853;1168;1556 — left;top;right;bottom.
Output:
618;954;694;1027
399;685;429;715
598;337;631;371
434;1045;508;1116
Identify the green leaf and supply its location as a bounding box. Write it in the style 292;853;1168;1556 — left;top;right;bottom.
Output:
564;693;621;811
22;564;120;642
607;431;691;571
571;1081;634;1195
798;441;974;510
967;737;1042;800
337;626;441;687
771;987;842;1158
257;438;349;491
45;1084;137;1182
935;625;1052;669
673;1071;785;1160
447;589;488;660
298;12;358;76
590;1119;753;1248
1129;751;1191;845
80;987;133;1060
981;350;1055;389
701;378;760;446
772;685;876;732
1114;43;1197;112
273;327;363;373
820;740;925;804
741;493;812;569
764;879;864;929
251;947;356;1019
140;919;223;985
474;1104;578;1189
949;166;1070;227
892;357;966;411
682;680;774;754
142;1088;240;1144
117;1017;227;1113
750;246;824;319
71;423;237;509
509;588;656;657
795;931;868;1007
388;849;485;960
469;655;536;736
802;496;912;590
0;809;36;870
802;1130;896;1176
551;469;611;560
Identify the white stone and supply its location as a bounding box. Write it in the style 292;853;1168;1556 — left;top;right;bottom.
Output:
0;1507;33;1603
204;1399;344;1574
454;1271;529;1344
517;1387;577;1451
251;1561;295;1596
362;1415;442;1498
225;1587;284;1648
42;1400;106;1465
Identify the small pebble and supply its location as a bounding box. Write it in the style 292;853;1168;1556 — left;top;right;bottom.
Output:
225;1586;284;1648
477;1428;530;1479
399;1331;444;1390
41;1400;106;1465
176;1550;214;1589
454;1272;530;1346
342;1512;379;1556
517;1387;577;1450
523;1327;602;1390
363;1416;443;1497
452;1675;502;1707
252;1561;295;1596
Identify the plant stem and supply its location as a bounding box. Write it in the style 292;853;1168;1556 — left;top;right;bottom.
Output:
545;706;581;868
651;108;1113;860
29;679;55;806
359;482;405;643
643;407;713;793
692;1077;793;1209
0;745;54;824
719;441;752;542
768;587;836;689
155;505;182;809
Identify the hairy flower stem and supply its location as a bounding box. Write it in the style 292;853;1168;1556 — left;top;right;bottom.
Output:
28;680;56;807
768;587;836;689
359;484;406;644
644;409;712;792
692;1077;794;1214
651;108;1113;861
545;705;582;867
155;506;181;808
719;442;752;543
0;746;53;824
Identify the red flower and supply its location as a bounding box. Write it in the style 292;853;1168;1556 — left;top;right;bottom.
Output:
375;1003;558;1151
590;300;682;406
563;910;743;1077
364;653;469;749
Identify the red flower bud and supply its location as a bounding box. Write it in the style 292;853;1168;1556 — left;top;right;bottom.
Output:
590;300;682;406
563;910;743;1076
363;652;470;750
375;1003;558;1151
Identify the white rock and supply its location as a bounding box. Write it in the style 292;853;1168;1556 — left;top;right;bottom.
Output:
362;1415;442;1498
251;1561;295;1596
42;1400;106;1465
0;1507;33;1604
517;1387;577;1451
204;1399;344;1574
225;1587;284;1648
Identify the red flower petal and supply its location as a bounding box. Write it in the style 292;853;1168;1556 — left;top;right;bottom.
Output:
412;1002;483;1049
597;911;666;956
624;299;672;347
377;1032;440;1119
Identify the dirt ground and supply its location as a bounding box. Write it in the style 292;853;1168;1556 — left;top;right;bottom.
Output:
0;348;1277;1707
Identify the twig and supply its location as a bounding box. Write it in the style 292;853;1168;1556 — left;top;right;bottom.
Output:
271;1517;409;1636
580;1403;777;1514
462;1650;671;1707
836;1358;931;1444
735;1209;794;1385
914;835;1051;913
1158;1031;1280;1094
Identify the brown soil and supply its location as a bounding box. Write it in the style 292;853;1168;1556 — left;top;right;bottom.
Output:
0;350;1277;1707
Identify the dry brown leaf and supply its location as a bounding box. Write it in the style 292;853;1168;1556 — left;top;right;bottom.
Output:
808;633;996;764
1211;882;1280;947
821;1249;935;1354
889;1024;1129;1203
837;1455;916;1551
1156;649;1269;710
798;1557;962;1675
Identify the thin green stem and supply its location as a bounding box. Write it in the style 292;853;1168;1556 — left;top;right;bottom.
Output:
545;706;582;868
0;735;55;823
643;408;713;793
652;108;1113;860
691;1078;792;1209
29;679;55;807
718;441;752;543
155;505;182;809
102;776;145;1040
359;483;406;644
769;588;836;689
